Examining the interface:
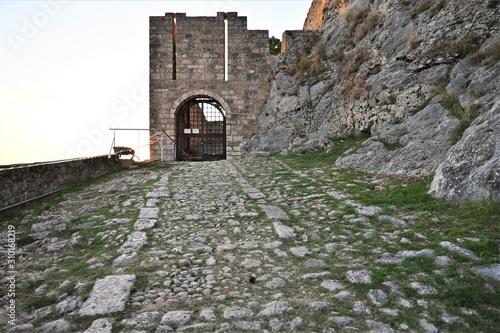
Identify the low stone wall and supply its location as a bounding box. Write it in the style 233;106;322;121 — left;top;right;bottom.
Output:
0;155;122;210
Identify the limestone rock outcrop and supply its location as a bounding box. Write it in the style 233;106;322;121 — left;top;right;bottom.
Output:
248;0;500;201
304;0;330;30
429;100;500;201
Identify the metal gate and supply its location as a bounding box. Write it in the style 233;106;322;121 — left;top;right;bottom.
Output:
176;98;226;161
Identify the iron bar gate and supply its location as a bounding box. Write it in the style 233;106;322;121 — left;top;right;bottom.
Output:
176;98;226;161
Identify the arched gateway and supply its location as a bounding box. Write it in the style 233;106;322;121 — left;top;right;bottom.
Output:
149;12;271;161
176;97;226;161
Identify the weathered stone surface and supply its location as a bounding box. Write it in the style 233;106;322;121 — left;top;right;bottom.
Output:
273;222;296;239
368;289;387;307
302;271;330;279
158;311;193;327
257;301;289;316
440;241;479;260
472;264;500;281
200;308;217;322
308;301;333;311
134;219;156;230
335;104;456;178
265;277;286;289
118;231;147;254
377;249;434;264
79;275;136;316
261;205;289;220
346;270;372;284
55;296;82;315
223;306;253;319
177;323;215;332
419;319;439;333
321;280;343;291
411;282;438;295
306;259;325;267
84;318;113;333
366;320;395;333
138;207;159;219
356;205;383;216
330;316;353;325
121;311;160;328
240;258;261;268
303;0;329;30
6;324;33;333
40;319;71;333
290;246;310;257
113;252;137;267
47;240;69;252
233;321;261;331
430;100;500;201
378;215;407;228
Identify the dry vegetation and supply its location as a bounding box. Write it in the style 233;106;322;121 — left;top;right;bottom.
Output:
408;33;420;50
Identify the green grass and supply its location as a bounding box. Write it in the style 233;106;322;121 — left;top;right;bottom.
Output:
273;141;499;331
434;85;480;143
274;132;371;169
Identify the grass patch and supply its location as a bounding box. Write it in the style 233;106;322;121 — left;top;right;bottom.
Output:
274;132;370;170
289;43;327;84
435;85;480;143
427;34;482;59
19;288;58;312
437;273;499;317
472;42;500;68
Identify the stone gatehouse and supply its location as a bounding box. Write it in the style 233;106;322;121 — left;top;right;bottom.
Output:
149;12;271;161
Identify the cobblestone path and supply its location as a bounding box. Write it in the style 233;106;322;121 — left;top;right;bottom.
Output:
1;158;498;333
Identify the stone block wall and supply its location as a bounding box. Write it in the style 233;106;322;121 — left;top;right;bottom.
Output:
0;156;121;210
150;12;272;160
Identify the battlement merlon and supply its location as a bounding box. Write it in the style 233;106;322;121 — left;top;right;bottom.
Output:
150;12;270;36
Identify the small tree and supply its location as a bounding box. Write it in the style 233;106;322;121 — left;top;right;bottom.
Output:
269;36;282;55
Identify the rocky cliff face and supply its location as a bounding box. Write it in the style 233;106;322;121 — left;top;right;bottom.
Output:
303;0;330;30
247;0;500;201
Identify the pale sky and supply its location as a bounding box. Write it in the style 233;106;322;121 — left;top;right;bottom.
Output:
0;0;311;165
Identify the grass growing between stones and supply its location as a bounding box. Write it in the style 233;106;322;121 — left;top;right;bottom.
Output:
273;144;499;332
1;149;498;332
0;166;159;330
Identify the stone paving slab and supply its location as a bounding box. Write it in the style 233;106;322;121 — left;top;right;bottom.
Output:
260;204;289;220
79;275;136;316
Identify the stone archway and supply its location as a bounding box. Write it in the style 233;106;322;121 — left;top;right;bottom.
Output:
175;95;227;161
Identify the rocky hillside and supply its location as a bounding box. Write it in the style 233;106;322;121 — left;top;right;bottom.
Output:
247;0;500;201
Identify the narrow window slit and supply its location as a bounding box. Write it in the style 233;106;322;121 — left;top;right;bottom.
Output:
172;15;177;80
224;15;228;81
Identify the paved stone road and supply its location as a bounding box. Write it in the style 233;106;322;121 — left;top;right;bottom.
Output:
2;158;498;333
